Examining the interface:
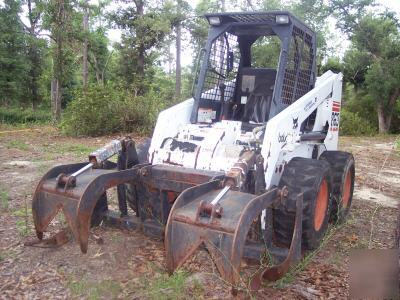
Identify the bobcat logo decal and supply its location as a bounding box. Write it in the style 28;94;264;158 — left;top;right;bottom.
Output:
292;117;298;129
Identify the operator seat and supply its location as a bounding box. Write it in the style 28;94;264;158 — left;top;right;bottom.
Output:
237;68;276;124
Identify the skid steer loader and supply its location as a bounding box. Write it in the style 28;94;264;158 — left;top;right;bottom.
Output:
32;11;355;290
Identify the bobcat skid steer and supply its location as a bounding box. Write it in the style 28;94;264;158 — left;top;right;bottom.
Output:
32;11;355;290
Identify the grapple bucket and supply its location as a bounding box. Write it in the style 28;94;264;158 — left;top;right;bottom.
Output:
165;180;303;290
32;162;141;253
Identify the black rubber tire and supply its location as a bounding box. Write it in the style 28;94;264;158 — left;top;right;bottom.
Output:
319;151;355;223
126;138;151;212
273;157;332;250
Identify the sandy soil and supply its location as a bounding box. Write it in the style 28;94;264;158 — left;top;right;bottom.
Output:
0;127;398;299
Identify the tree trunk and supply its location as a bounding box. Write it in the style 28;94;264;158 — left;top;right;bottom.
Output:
51;0;65;122
51;79;61;122
377;88;400;134
27;0;40;109
29;45;40;110
136;0;145;94
396;203;400;248
82;0;89;90
377;104;390;133
175;21;182;100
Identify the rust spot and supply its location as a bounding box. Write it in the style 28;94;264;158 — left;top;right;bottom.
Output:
167;191;177;203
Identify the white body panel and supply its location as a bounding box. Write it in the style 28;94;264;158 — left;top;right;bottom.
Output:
149;71;343;187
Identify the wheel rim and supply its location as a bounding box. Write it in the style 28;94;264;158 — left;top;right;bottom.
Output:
342;170;352;208
314;179;329;231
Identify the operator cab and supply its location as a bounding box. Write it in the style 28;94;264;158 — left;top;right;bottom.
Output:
191;11;317;129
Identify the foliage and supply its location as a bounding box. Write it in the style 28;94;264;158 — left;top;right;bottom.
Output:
340;109;377;136
1;0;399;136
0;0;29;105
61;78;174;136
343;14;400;133
320;57;343;75
0;106;51;124
109;0;178;92
251;36;281;69
328;0;375;34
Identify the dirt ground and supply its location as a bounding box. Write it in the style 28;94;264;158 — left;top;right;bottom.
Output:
0;126;398;299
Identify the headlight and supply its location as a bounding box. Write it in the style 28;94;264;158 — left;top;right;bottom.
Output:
207;16;221;26
276;14;289;24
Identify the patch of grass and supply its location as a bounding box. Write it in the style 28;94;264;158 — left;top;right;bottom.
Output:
0;106;51;124
46;142;97;158
274;220;346;288
37;162;52;174
141;270;190;300
0;188;9;210
0;251;6;262
13;207;32;217
13;206;32;237
68;278;122;300
6;140;29;151
0;249;17;262
15;219;30;236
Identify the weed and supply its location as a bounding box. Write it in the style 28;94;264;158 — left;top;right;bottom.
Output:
13;207;32;217
0;249;17;262
15;219;30;236
68;278;122;299
395;137;400;152
69;280;87;296
0;188;9;210
13;197;32;236
141;270;189;300
0;106;51;124
47;142;96;158
37;162;52;174
275;220;346;288
6;140;29;151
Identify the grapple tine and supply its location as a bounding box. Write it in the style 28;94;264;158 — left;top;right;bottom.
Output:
32;163;141;253
165;180;221;272
250;193;303;290
32;162;88;239
165;182;286;289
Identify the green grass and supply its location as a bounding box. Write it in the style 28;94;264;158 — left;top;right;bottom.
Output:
13;206;32;236
37;162;52;174
0;188;9;210
6;140;29;151
274;220;346;288
140;270;191;300
68;279;122;300
0;106;51;125
41;142;97;159
57;143;97;156
0;249;18;262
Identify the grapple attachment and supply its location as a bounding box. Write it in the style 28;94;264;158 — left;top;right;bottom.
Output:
32;163;141;253
32;138;140;253
165;181;303;290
